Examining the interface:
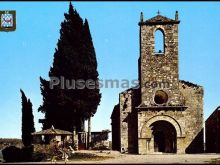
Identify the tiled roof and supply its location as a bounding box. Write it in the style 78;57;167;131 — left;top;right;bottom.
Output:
32;126;72;135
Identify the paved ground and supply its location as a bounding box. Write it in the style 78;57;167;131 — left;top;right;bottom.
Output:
69;151;220;164
1;150;220;164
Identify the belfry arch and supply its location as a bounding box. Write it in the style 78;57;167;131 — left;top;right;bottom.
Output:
154;28;165;54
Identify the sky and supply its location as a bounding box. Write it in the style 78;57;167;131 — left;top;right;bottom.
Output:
0;2;220;139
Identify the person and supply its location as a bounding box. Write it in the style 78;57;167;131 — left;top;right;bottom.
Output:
51;140;60;163
61;147;69;162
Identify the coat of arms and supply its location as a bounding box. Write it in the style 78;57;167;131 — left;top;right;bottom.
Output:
0;10;16;32
1;12;13;27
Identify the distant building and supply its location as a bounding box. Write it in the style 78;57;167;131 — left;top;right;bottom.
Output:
31;126;72;146
111;11;204;154
78;130;111;150
32;127;111;150
205;106;220;153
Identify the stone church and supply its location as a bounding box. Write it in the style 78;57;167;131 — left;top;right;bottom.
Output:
111;11;204;154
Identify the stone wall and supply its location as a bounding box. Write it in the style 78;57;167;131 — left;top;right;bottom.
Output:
179;80;204;153
119;88;139;153
205;106;220;153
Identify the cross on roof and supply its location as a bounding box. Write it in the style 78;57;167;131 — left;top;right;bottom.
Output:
157;10;160;15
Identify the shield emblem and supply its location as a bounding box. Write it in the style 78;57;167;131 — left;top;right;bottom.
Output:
1;13;13;28
0;10;16;31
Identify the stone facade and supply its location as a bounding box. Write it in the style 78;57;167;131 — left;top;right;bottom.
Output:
205;106;220;153
111;12;204;154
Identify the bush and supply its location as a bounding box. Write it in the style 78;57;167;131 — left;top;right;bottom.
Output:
2;146;22;162
32;151;47;162
2;145;33;162
21;145;34;161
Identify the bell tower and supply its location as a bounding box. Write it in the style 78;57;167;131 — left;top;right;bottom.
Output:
138;11;185;107
112;11;204;155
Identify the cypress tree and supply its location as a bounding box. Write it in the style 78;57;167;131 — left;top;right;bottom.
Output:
39;2;101;132
20;89;35;147
82;19;101;118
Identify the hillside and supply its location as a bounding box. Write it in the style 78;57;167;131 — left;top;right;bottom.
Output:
0;138;23;150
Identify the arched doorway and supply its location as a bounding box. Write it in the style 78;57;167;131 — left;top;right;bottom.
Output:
150;120;177;153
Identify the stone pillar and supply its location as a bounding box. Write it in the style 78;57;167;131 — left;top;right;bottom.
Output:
149;137;154;153
72;127;78;150
87;117;91;149
138;139;147;154
176;137;185;154
146;139;151;153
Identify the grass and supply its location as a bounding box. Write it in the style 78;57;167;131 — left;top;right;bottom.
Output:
44;152;113;163
68;152;113;161
32;144;113;162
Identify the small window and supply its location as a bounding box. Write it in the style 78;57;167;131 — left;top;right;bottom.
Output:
154;29;165;55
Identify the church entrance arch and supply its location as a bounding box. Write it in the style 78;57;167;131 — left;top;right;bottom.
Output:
150;120;177;153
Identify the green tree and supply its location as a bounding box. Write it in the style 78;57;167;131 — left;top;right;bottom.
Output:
20;89;35;147
38;2;101;132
